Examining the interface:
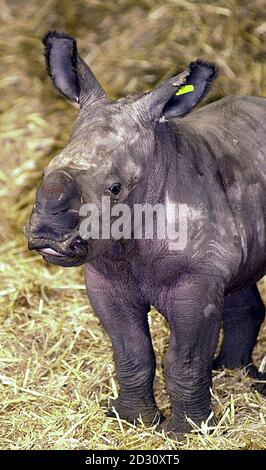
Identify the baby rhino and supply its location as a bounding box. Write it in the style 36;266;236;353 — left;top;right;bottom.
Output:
25;31;266;436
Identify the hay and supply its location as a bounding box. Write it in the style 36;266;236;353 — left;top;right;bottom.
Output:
0;0;265;450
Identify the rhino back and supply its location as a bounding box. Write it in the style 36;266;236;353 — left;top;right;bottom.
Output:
183;95;266;288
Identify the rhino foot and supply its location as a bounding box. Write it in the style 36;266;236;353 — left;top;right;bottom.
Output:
214;360;266;396
158;418;187;440
250;368;266;396
107;397;164;427
158;414;217;440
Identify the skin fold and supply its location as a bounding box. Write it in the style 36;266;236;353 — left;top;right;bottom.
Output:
25;31;266;436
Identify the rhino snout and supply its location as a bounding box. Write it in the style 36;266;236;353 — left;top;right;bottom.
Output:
25;169;88;266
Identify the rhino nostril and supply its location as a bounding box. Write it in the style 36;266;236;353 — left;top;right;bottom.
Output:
70;236;85;250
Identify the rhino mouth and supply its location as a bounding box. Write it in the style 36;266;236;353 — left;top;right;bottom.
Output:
27;234;88;267
38;247;66;257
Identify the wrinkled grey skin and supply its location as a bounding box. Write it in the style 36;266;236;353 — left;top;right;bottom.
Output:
25;31;266;436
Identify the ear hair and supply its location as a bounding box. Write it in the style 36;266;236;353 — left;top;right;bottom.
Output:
186;59;217;102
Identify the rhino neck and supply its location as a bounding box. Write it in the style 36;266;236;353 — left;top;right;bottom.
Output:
132;121;178;207
136;116;216;210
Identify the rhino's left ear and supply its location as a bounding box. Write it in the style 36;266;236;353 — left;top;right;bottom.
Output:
43;31;106;108
137;60;217;121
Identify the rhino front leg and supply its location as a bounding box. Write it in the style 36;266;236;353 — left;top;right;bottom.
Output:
160;276;224;436
85;264;163;426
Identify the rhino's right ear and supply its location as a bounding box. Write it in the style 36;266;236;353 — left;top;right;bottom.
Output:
43;31;106;108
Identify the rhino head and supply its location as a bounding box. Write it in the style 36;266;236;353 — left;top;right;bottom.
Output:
25;31;216;266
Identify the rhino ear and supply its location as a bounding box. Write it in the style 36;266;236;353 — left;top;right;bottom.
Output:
43;31;106;108
138;60;217;121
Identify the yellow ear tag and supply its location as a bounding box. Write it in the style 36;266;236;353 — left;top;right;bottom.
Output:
175;84;195;96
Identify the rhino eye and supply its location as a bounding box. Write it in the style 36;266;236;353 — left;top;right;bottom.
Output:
109;183;122;196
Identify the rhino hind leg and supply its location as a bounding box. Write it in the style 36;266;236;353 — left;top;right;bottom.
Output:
213;284;266;394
